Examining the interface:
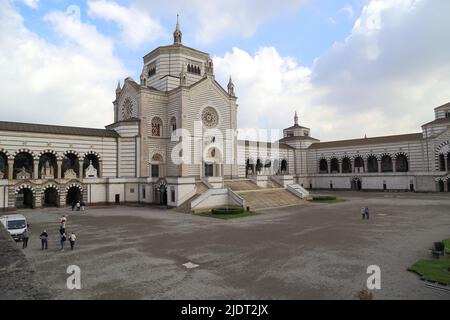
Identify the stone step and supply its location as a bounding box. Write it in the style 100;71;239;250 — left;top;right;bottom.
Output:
224;179;259;191
238;189;305;210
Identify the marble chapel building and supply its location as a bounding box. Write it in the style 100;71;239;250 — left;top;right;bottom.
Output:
0;20;449;211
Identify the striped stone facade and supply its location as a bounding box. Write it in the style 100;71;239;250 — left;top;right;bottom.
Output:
1;22;449;211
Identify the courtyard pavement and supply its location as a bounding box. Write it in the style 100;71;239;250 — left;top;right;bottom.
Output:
12;191;450;299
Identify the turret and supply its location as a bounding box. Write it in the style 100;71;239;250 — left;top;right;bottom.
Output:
227;76;235;96
173;14;182;44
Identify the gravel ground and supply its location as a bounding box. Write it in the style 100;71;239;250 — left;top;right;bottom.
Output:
6;191;450;300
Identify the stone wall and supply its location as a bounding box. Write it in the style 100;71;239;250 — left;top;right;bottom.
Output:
0;224;52;299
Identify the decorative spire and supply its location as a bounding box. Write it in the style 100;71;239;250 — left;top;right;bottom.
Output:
173;14;182;44
115;80;121;98
294;111;298;125
227;76;235;96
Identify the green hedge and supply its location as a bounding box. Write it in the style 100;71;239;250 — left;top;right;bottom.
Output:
211;207;244;215
312;196;337;201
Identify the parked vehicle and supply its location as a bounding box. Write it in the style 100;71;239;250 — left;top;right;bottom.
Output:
0;214;27;241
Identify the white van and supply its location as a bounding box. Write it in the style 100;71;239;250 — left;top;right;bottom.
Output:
0;214;27;241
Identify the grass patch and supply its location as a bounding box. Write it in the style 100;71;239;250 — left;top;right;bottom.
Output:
408;237;450;285
194;210;258;220
308;196;347;204
408;257;450;285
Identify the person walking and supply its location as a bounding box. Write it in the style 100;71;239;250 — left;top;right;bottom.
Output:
60;215;67;234
69;232;77;250
71;202;75;211
361;207;366;220
60;232;67;251
22;229;29;249
76;201;81;211
40;230;48;250
80;201;85;212
365;207;370;220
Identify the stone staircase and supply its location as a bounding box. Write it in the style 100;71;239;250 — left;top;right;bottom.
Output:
175;181;209;213
224;179;260;191
236;188;305;210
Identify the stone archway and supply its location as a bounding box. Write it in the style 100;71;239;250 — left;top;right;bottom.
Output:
154;179;167;205
351;177;362;191
66;184;83;205
15;185;35;209
43;187;59;207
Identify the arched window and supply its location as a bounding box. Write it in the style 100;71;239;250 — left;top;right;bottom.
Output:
342;157;352;173
0;152;8;179
381;155;393;172
395;154;409;172
367;156;378;173
13;152;33;179
256;159;262;173
319;159;328;174
39;152;57;179
280;159;288;174
83;154;100;178
62;153;79;178
439;154;445;171
354;156;364;173
330;158;339;173
151;117;163;137
150;153;163;178
170;117;177;133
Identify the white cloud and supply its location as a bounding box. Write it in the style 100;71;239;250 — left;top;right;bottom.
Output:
20;0;39;9
133;0;305;44
87;0;165;48
340;4;355;20
0;1;127;128
215;0;450;141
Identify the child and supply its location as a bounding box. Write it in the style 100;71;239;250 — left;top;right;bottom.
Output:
69;232;77;250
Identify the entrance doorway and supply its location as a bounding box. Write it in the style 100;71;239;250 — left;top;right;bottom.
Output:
66;186;82;205
438;180;445;192
154;185;167;205
44;188;58;207
351;178;362;191
204;163;214;177
15;189;33;208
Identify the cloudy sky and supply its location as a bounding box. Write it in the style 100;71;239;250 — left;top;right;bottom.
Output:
1;0;449;141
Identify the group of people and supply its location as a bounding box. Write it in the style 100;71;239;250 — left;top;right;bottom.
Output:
58;215;77;251
361;206;370;220
21;214;77;251
71;201;86;212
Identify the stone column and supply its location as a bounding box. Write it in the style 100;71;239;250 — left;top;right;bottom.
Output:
377;160;382;173
350;161;354;174
7;159;14;180
33;159;39;179
79;160;84;179
57;160;62;179
59;189;66;208
363;160;368;173
392;159;397;173
338;161;343;174
327;160;331;174
445;156;449;172
98;160;103;178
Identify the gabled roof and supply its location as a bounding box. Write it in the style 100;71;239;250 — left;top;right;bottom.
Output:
0;121;118;138
435;102;450;110
284;124;310;131
422;117;450;127
278;135;319;143
308;133;423;149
